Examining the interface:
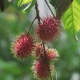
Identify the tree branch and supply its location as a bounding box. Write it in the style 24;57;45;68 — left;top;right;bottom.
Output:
35;1;52;80
44;0;54;17
28;16;37;33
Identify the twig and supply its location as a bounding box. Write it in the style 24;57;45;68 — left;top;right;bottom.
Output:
35;2;52;80
42;41;52;80
28;16;37;33
55;70;58;80
35;2;40;24
44;0;54;16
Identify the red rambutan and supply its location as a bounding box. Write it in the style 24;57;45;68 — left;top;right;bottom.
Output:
34;43;43;57
32;60;48;80
33;43;48;59
36;16;61;41
33;43;44;58
32;60;55;80
47;49;59;61
33;43;59;61
11;33;34;60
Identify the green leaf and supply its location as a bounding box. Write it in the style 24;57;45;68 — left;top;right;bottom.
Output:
76;0;80;4
18;0;32;7
62;0;80;35
50;0;73;19
21;0;36;14
16;0;36;14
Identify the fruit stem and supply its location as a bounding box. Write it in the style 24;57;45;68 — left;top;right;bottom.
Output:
42;41;52;80
35;2;40;24
28;16;37;33
35;1;52;80
44;0;54;17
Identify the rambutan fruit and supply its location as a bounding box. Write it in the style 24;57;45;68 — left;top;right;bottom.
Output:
33;43;59;61
11;33;34;60
47;49;59;61
36;16;61;41
33;43;48;59
32;60;55;80
34;43;43;57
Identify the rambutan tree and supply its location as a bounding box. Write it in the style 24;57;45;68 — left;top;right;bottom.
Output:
0;0;80;80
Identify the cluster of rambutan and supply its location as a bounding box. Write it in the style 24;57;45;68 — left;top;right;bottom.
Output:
11;15;61;80
32;43;59;80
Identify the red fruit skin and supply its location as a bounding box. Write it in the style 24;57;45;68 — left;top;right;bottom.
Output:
34;43;48;59
35;43;42;57
12;33;34;60
36;16;61;41
34;60;49;79
47;49;59;61
34;43;44;58
48;52;56;60
34;43;59;61
32;60;55;80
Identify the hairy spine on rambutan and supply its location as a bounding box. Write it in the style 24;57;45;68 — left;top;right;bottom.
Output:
32;60;55;80
36;16;61;41
11;33;35;60
33;43;59;61
33;43;43;58
33;43;47;58
47;49;59;61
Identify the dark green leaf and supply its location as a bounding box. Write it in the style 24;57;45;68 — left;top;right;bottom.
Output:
62;0;80;35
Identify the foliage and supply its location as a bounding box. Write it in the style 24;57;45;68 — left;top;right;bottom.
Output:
62;0;80;35
18;0;32;6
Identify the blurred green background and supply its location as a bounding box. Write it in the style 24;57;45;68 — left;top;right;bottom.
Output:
0;1;80;80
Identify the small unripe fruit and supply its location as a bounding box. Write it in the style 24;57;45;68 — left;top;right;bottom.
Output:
47;49;59;61
33;43;59;61
33;43;48;59
34;43;43;58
